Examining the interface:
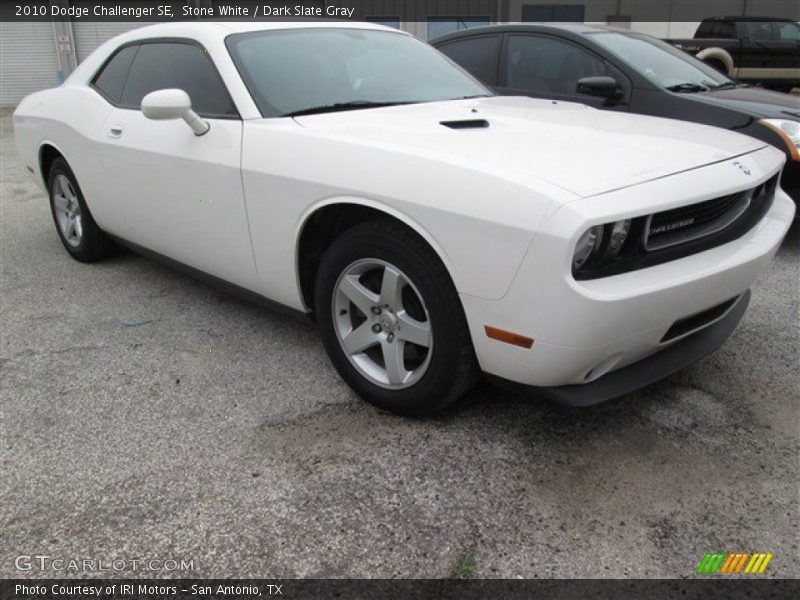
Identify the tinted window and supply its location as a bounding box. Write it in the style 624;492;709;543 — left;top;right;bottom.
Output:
438;36;500;85
121;42;237;118
697;21;736;39
716;22;737;38
775;21;800;41
592;32;732;89
695;21;716;38
746;22;774;41
92;45;138;104
506;35;609;94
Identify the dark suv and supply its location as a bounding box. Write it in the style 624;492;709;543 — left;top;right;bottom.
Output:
666;18;800;91
432;23;800;202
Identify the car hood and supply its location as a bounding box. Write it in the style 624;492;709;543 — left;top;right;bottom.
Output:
684;86;800;120
293;96;767;198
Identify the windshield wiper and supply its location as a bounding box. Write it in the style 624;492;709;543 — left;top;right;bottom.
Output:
709;81;743;90
284;101;412;117
451;94;494;100
666;82;710;93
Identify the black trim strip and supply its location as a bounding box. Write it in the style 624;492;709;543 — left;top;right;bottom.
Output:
106;234;313;324
660;295;739;343
89;37;242;121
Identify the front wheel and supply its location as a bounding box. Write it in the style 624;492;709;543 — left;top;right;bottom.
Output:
315;220;479;417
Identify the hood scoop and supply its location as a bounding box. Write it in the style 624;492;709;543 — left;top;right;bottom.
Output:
440;119;490;130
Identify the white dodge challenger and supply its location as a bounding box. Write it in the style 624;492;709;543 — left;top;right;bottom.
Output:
14;22;795;416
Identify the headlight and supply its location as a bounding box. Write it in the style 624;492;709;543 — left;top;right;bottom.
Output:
572;225;603;271
572;219;631;273
760;119;800;161
608;219;631;256
572;220;632;272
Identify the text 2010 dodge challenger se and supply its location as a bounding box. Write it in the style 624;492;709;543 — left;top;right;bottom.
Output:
14;22;795;416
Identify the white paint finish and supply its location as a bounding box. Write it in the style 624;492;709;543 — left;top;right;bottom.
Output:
241;113;561;304
97;108;258;290
462;146;794;385
13;22;794;392
295;96;766;198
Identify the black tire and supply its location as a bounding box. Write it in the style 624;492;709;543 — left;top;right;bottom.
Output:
703;59;728;76
315;219;479;417
47;157;111;262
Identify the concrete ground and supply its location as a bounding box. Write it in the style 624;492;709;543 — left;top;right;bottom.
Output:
1;106;798;579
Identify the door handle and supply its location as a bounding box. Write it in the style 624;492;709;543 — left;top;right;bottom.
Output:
108;125;124;138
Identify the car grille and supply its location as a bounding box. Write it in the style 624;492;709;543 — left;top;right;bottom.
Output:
644;175;778;252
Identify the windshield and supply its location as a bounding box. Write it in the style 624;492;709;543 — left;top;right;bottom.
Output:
589;31;735;91
226;28;491;117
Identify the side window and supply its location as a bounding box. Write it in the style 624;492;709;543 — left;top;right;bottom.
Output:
695;21;716;39
92;45;138;104
775;22;800;41
745;22;775;42
717;22;736;39
506;35;609;95
437;36;500;86
120;42;237;118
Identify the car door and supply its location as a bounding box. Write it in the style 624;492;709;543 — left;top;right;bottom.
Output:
738;21;777;80
96;40;258;291
496;34;630;111
773;21;800;79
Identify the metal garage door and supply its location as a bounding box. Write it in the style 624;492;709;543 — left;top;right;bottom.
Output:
0;21;59;105
74;23;155;64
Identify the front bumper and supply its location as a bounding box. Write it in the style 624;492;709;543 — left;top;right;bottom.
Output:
487;290;749;406
462;147;795;397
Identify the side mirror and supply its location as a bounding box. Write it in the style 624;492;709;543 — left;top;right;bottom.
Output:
141;89;210;136
576;76;624;103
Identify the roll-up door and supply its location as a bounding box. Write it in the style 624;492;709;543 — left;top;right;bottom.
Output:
0;21;59;105
74;23;154;63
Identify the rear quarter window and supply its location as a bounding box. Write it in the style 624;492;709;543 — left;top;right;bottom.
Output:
92;45;138;104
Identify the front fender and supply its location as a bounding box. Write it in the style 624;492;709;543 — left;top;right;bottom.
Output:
696;47;734;75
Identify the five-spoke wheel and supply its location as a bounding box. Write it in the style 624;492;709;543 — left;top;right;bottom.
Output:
316;219;478;416
333;259;433;389
52;173;84;247
47;156;111;262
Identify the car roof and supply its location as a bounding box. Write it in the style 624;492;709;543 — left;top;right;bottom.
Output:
430;22;628;44
112;20;401;45
703;16;797;22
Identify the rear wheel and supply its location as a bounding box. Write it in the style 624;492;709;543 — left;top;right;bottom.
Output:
48;157;111;262
315;220;479;416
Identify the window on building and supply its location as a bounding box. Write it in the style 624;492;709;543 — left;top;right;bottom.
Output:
120;42;237;118
506;35;609;94
437;36;501;85
521;5;585;22
426;18;491;41
92;45;138;104
366;17;401;30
